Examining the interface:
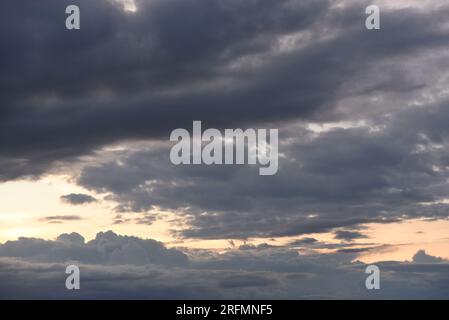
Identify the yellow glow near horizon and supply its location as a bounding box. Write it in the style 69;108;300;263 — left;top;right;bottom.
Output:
0;175;174;244
1;175;449;264
356;219;449;263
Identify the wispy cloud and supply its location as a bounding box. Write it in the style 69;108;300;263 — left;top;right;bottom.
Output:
39;215;84;223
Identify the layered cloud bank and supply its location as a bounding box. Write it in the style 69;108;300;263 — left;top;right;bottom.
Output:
77;103;449;239
2;0;449;299
1;231;449;299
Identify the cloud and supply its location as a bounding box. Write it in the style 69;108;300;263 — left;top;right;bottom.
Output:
334;231;368;241
1;0;449;242
2;0;449;299
76;103;449;239
0;231;188;267
135;214;158;226
238;243;278;251
39;215;83;223
60;193;98;205
289;238;318;246
412;250;446;264
0;232;449;299
57;233;86;245
0;0;332;179
218;273;278;289
1;0;449;181
111;214;157;226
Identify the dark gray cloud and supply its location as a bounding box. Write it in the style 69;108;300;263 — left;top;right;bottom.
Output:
289;238;319;246
60;193;97;205
334;230;368;242
218;273;278;289
412;250;446;264
0;232;449;299
50;0;449;239
336;247;373;254
238;243;278;251
0;0;331;179
0;231;188;267
1;0;449;180
76;101;449;239
57;232;86;245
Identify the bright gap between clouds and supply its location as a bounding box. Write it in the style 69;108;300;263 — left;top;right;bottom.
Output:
112;0;137;12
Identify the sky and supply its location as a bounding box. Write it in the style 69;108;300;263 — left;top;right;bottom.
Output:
1;0;449;299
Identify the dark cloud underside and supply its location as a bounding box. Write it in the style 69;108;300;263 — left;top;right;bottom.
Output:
1;0;447;239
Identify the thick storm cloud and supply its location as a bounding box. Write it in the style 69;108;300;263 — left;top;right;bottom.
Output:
1;0;449;180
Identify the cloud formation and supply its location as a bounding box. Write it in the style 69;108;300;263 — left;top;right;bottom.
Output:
0;231;188;267
76;103;449;239
2;0;449;181
0;232;449;299
1;0;449;240
2;0;449;299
